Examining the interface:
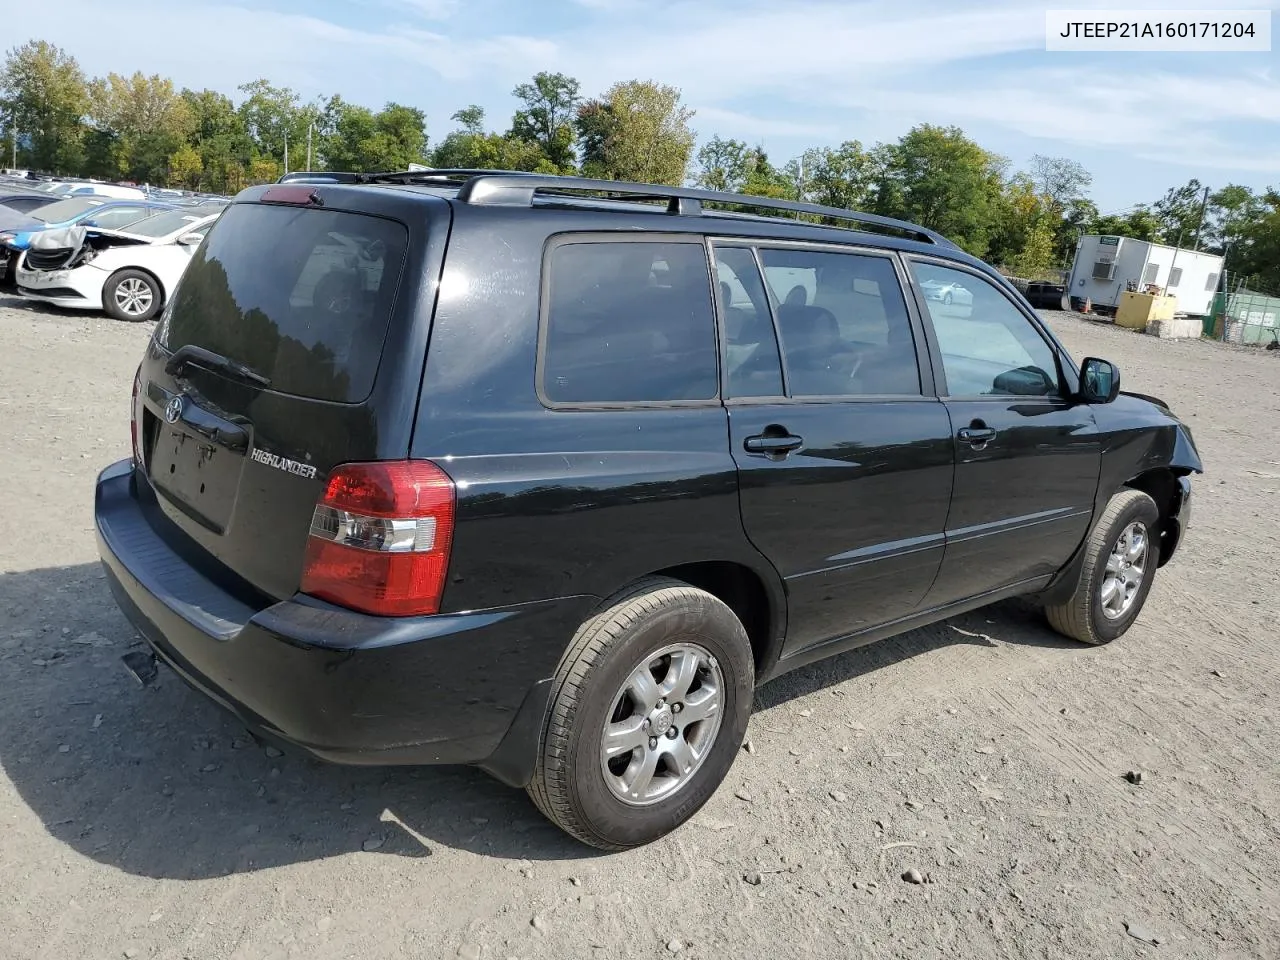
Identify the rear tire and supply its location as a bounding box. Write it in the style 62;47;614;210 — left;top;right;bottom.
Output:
1044;489;1160;645
528;577;754;850
103;269;161;322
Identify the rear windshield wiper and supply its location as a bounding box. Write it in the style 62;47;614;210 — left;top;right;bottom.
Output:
165;344;271;389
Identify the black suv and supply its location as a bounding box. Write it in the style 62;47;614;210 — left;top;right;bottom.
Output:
95;171;1201;849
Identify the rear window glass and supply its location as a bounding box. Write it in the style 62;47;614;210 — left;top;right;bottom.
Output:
541;240;718;404
160;204;408;403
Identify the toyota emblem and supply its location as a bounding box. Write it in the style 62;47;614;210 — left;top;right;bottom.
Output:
164;396;184;424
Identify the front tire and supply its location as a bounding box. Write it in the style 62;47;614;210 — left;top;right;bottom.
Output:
1045;489;1160;645
528;577;754;850
103;269;161;322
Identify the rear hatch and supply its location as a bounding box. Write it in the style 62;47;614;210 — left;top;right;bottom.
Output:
133;187;444;603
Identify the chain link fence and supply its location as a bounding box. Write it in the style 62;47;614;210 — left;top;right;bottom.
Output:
1208;275;1280;345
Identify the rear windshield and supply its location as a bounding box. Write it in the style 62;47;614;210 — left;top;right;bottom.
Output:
160;203;408;403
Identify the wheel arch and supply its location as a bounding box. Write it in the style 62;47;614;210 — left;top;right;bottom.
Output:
650;560;787;682
1122;467;1186;568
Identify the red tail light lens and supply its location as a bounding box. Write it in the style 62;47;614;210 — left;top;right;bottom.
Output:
130;364;142;465
299;460;456;616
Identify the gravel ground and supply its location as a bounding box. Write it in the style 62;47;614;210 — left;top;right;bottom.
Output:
1;296;1277;960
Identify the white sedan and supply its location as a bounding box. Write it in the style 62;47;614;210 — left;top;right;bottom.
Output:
15;208;223;321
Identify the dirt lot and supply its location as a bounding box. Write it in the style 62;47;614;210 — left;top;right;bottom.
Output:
0;296;1277;960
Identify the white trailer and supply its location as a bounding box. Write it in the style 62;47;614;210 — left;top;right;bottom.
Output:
1067;235;1223;317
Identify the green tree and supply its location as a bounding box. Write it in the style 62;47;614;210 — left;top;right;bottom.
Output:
431;106;549;171
694;136;750;192
452;105;485;136
576;80;695;185
0;40;88;173
181;88;251;192
237;79;301;166
740;146;792;199
1227;189;1280;290
795;140;878;212
874;125;1006;257
1029;155;1093;264
87;71;193;182
1029;155;1092;211
509;71;579;172
168;142;203;189
1092;205;1162;242
1152;179;1210;246
320;97;427;171
988;174;1050;273
1205;184;1263;255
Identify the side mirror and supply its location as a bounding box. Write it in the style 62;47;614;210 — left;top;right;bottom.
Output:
1079;357;1120;403
177;232;205;246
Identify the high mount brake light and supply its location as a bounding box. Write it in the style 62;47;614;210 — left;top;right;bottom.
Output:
261;185;323;206
299;461;456;617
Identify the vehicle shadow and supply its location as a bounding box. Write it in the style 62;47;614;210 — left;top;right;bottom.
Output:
755;598;1077;711
1;561;1076;880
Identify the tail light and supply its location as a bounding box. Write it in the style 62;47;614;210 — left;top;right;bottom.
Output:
299;460;456;616
130;364;142;465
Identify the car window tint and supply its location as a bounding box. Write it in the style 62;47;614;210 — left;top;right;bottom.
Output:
912;263;1060;398
543;241;718;404
714;245;782;398
756;248;920;397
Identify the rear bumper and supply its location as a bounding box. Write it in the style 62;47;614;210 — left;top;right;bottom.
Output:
95;459;595;783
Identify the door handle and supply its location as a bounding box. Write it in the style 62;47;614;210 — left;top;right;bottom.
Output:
744;433;803;456
958;426;997;445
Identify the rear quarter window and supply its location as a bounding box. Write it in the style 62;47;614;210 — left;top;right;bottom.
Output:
160;204;408;403
540;239;719;405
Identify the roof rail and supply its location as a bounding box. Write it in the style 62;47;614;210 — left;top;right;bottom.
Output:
452;173;956;248
364;168;540;185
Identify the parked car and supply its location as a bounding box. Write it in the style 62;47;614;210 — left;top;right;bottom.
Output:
921;276;973;307
1026;280;1069;310
95;172;1201;850
15;207;223;321
0;192;61;215
67;183;148;200
0;197;171;284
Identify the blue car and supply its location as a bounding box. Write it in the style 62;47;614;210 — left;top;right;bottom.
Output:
0;196;172;284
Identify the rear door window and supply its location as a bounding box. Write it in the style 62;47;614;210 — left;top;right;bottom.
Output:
540;239;718;404
160;203;408;403
757;247;922;397
713;245;783;398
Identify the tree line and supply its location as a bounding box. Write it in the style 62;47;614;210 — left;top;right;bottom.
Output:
2;39;1277;290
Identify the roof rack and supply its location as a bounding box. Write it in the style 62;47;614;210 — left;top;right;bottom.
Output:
446;172;956;248
364;169;540;186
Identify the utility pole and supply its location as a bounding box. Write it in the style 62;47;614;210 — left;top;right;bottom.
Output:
306;121;314;172
283;132;289;176
1191;184;1211;251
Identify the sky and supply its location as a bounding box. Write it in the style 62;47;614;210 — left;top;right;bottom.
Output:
10;0;1280;210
